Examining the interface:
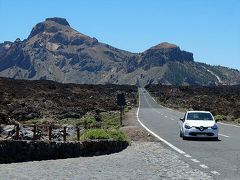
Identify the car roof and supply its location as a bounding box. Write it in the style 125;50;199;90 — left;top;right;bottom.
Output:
186;111;211;113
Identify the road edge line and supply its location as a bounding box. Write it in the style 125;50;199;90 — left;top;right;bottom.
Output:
137;89;186;155
138;88;221;177
219;133;230;138
218;122;240;128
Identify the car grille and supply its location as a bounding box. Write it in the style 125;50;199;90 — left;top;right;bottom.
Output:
195;126;209;131
189;132;214;136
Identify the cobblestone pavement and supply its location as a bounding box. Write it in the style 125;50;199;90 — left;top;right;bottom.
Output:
0;141;213;180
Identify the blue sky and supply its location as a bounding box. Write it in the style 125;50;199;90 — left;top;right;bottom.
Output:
0;0;239;70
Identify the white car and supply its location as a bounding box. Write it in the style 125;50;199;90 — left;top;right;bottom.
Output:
180;111;219;140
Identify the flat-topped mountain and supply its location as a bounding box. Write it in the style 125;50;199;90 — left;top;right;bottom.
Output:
0;17;240;85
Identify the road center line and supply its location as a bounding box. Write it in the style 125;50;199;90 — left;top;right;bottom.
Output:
191;159;200;163
141;89;224;177
218;122;240;128
144;90;232;140
200;164;208;169
211;171;220;175
149;91;239;129
219;133;230;138
184;154;192;158
137;93;186;155
143;95;171;118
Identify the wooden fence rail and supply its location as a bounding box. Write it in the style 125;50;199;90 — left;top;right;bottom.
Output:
12;124;81;141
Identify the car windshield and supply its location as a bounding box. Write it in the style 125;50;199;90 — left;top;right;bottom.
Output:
186;112;213;120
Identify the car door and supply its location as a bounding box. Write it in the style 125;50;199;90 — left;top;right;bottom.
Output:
179;113;186;131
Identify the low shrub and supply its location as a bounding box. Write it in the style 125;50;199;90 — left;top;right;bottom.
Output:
80;129;128;141
234;118;240;124
101;112;120;129
215;115;226;121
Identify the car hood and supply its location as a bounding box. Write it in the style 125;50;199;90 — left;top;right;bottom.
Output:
185;120;215;127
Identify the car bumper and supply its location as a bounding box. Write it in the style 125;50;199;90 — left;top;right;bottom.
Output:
183;128;218;138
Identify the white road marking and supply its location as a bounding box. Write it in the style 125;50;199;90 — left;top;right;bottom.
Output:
219;122;240;128
191;159;200;163
184;154;191;158
148;91;239;129
144;94;154;108
137;93;186;155
144;89;233;140
211;171;220;175
200;164;208;169
140;89;221;176
219;133;230;138
152;97;156;102
144;96;175;122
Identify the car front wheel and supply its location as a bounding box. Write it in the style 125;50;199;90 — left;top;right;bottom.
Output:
182;131;187;140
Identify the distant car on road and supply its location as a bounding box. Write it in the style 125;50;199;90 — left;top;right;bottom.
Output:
180;111;219;140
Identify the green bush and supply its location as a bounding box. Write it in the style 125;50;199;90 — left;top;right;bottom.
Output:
79;129;128;141
101;112;120;129
75;114;96;128
234;118;240;124
108;130;129;141
124;106;132;112
214;115;226;121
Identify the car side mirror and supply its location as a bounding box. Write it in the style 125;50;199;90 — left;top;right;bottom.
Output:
215;119;218;123
180;118;184;122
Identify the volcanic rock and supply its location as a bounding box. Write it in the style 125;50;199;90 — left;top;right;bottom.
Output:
0;17;239;85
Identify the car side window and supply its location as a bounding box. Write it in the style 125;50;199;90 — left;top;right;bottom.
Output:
184;113;187;120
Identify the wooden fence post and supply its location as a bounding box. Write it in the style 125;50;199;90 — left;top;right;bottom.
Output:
15;124;20;140
63;126;67;141
49;125;52;141
77;127;80;141
33;125;37;140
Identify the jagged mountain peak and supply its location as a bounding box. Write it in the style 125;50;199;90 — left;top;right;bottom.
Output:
26;17;96;48
151;42;178;49
142;42;194;65
0;17;240;86
45;17;70;26
28;17;74;40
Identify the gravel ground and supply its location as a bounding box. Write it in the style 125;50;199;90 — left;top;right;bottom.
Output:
0;142;212;180
0;109;213;179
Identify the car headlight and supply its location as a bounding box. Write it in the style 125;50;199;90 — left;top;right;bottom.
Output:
211;124;218;130
184;124;192;129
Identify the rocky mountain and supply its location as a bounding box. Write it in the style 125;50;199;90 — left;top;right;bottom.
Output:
0;17;240;86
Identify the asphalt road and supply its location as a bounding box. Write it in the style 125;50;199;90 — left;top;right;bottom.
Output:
138;88;240;179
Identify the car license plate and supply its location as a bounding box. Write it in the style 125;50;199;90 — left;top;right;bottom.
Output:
197;134;206;137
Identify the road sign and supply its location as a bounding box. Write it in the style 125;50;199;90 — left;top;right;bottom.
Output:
117;93;125;106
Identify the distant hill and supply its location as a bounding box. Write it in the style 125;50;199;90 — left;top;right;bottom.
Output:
0;17;240;85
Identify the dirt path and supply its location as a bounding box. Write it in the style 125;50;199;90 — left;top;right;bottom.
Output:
120;108;157;142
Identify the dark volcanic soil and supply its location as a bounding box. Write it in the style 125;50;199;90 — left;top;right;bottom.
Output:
0;77;137;124
146;84;240;120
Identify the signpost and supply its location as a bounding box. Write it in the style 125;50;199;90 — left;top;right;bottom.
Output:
117;92;125;126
